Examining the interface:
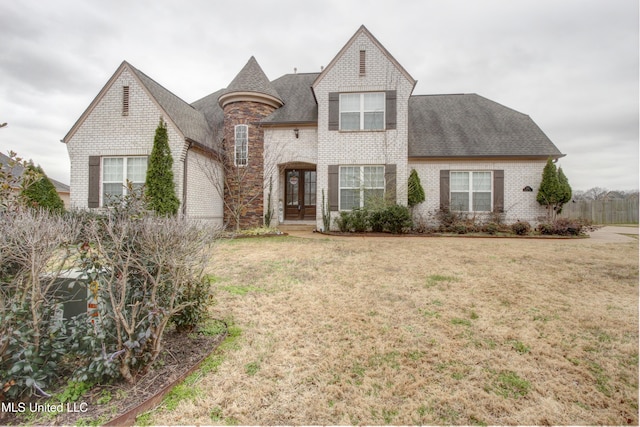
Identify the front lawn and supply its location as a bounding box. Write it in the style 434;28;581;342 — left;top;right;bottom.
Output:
147;235;638;425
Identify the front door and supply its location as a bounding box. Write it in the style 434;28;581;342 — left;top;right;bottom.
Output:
285;169;316;220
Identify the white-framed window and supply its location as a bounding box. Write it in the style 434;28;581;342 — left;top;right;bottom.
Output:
339;92;385;131
234;124;248;166
450;171;492;212
102;156;148;205
339;165;385;210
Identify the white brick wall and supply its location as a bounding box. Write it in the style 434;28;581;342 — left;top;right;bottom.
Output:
66;67;186;212
313;31;414;230
409;159;550;225
263;127;318;226
185;149;224;225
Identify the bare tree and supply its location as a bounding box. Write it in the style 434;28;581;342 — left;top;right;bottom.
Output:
583;187;610;201
198;124;290;231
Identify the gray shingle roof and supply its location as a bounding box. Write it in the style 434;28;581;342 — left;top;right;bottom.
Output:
261;73;319;124
408;94;563;158
220;56;282;103
129;63;211;146
130;65;562;159
0;151;69;191
191;88;225;145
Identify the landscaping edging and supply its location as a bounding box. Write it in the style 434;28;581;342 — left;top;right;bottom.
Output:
103;328;228;427
317;231;588;239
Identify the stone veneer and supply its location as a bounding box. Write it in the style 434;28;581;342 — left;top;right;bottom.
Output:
222;100;276;229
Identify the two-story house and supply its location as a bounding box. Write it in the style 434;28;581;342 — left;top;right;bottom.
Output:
63;26;564;230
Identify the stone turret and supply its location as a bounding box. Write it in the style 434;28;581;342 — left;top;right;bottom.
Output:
219;57;283;229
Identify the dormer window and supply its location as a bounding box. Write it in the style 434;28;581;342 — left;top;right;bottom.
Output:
339;92;385;131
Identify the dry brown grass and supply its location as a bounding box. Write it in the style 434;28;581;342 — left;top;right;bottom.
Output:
149;235;638;426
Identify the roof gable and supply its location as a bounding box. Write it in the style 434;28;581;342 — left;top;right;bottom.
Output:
313;25;416;90
63;61;211;146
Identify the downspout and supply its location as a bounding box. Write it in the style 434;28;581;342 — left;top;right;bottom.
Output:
182;140;192;217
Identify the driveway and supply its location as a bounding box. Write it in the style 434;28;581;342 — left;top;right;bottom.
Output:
586;225;639;243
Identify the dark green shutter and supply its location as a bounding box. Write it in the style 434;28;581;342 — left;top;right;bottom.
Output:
328;93;339;131
328;165;339;211
385;90;397;130
385;164;396;203
88;156;101;208
439;170;450;211
493;170;504;213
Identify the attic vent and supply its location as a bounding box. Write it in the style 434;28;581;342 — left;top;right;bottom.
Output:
122;86;130;116
359;50;366;75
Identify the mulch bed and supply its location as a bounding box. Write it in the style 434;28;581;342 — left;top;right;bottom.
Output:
2;328;226;426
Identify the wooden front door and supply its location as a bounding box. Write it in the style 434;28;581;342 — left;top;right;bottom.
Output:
285;169;316;220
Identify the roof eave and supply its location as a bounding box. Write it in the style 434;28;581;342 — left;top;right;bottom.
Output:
408;154;566;161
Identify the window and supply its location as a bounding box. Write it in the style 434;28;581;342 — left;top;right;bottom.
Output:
450;171;492;212
339;92;384;130
234;124;248;166
339;165;385;210
102;157;147;205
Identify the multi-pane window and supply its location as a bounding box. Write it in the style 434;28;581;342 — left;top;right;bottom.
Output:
339;165;385;210
102;156;147;205
450;171;492;212
339;93;384;130
234;125;248;166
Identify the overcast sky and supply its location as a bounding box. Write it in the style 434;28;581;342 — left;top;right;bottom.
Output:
1;0;638;191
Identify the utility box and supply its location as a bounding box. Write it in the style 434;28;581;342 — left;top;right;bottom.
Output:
49;270;90;321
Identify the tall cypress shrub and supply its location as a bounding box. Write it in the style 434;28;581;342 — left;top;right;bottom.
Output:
407;169;426;208
557;167;572;214
145;118;180;216
537;158;560;219
21;163;64;214
537;158;573;220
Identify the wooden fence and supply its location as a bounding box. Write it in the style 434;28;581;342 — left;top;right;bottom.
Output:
559;199;639;224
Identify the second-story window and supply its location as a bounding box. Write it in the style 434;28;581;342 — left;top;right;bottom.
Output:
339;92;385;131
234;124;248;166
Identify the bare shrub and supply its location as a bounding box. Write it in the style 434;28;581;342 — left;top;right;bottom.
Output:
0;208;80;398
78;213;218;383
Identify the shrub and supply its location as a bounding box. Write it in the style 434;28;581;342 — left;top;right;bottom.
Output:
0;208;80;398
77;212;217;383
171;276;213;332
379;204;412;234
511;221;532;236
537;218;588;236
407;169;425;208
368;209;385;233
537;222;555;235
350;209;369;232
145;118;180;216
435;209;463;232
482;222;500;235
436;209;480;234
334;210;352;232
21;163;65;214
